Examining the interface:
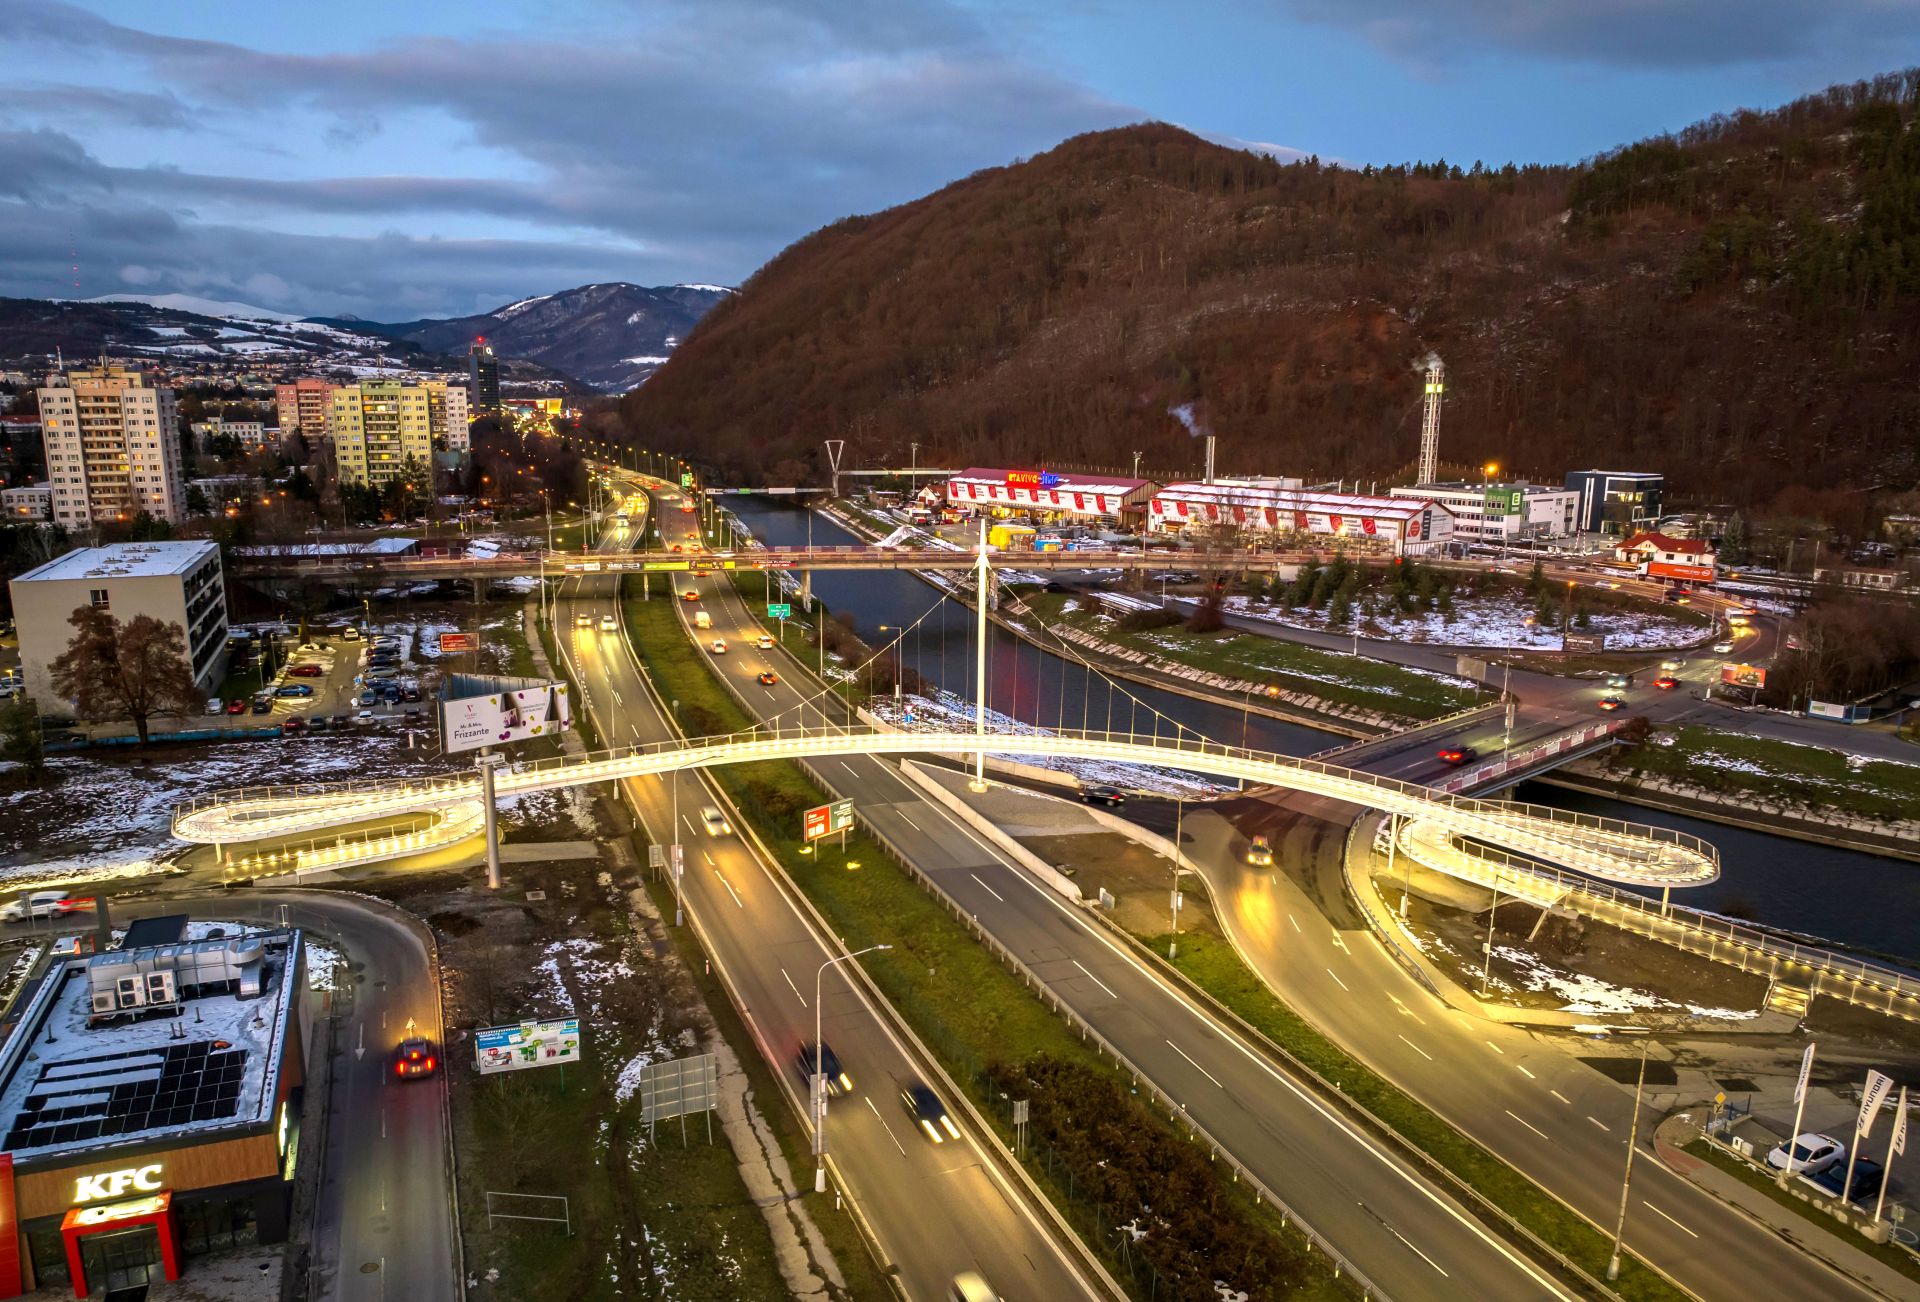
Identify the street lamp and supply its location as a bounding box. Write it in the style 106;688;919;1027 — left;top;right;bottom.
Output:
815;944;891;1192
1607;1041;1652;1280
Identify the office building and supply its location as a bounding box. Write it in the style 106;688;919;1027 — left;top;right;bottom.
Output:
1564;470;1664;536
189;419;269;454
467;339;500;416
1;483;52;522
425;380;470;451
1388;482;1578;543
37;366;187;528
10;541;228;713
329;381;434;487
0;920;307;1296
272;379;333;441
1150;481;1454;555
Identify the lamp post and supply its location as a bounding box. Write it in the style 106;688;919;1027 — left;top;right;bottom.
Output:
815;944;891;1192
877;625;905;704
1607;1041;1652;1280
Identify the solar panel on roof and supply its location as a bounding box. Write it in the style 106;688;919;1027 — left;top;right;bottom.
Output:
3;1037;248;1150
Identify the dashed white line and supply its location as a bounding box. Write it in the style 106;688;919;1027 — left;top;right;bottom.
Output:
714;872;745;909
1288;914;1301;934
1164;1040;1224;1088
1549;1089;1572;1106
968;872;1005;902
1587;1116;1611;1133
1515;1064;1536;1080
1386;1224;1450;1277
1397;1034;1433;1061
781;968;807;1006
1325;967;1350;992
703;850;716;866
898;812;921;832
1484;1039;1505;1055
1072;960;1117;1000
1642;1200;1698;1238
864;1096;907;1156
1504;1110;1551;1142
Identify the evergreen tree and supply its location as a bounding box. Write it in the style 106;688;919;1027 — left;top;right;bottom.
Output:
1719;512;1750;565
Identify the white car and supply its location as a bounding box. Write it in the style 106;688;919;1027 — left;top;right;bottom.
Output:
2;891;70;923
576;614;593;629
600;615;617;632
1712;641;1735;654
340;626;362;642
1767;1132;1844;1175
757;635;774;650
700;806;732;836
710;639;728;654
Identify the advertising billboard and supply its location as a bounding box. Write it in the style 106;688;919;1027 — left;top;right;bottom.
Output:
803;799;855;842
475;1017;583;1075
440;673;572;754
1562;632;1608;653
1648;560;1716;583
1720;663;1767;689
438;631;478;655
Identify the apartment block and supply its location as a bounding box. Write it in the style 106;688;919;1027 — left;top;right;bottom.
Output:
329;381;434;486
425;379;470;451
273;378;334;440
37;366;187;528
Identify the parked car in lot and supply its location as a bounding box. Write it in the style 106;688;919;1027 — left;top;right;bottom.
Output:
1803;1155;1882;1205
275;684;314;698
1768;1132;1845;1175
359;690;376;707
1436;745;1477;766
401;685;422;702
281;717;306;735
794;1041;851;1096
226;699;248;715
251;697;274;714
700;806;732;836
308;715;330;733
354;710;378;726
1079;784;1126;807
289;663;325;677
331;713;351;729
900;1082;960;1143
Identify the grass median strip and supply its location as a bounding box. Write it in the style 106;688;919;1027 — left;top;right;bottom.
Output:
1607;723;1920;823
621;578;1356;1301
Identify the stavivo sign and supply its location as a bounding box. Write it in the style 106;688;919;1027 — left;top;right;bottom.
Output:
72;1164;163;1204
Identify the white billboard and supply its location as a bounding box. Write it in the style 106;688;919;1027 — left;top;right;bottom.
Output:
440;676;572;754
475;1017;584;1075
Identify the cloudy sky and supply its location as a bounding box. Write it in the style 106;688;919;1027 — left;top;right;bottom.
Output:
1;0;1911;319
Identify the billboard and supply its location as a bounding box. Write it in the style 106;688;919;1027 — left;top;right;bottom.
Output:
1648;561;1715;583
1720;663;1767;689
1484;487;1523;516
440;673;572;754
438;631;478;655
803;799;855;842
475;1017;583;1075
1563;632;1608;653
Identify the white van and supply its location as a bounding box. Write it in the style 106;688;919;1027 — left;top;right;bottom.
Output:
693;611;713;630
2;891;70;923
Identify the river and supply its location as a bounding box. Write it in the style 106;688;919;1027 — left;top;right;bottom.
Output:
723;497;1917;961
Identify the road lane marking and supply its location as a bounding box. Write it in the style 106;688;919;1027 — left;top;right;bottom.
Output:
781;968;807;1006
1325;967;1350;992
840;761;859;777
864;1096;907;1156
714;871;745;909
1484;1039;1504;1055
1588;1116;1611;1133
898;812;921;832
1549;1089;1572;1105
1504;1110;1551;1141
1397;1034;1433;1061
1071;960;1117;999
1516;1064;1536;1079
1330;931;1349;953
1288;914;1301;933
1164;1040;1224;1088
1386;1224;1450;1277
968;873;1004;902
1643;1200;1697;1237
703;851;716;866
1386;993;1425;1024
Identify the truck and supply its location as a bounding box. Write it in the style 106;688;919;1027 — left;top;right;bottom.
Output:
987;523;1036;551
693;611;712;630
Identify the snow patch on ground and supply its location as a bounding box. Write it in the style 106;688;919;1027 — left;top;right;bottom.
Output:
1213;591;1704;650
1496;946;1757;1019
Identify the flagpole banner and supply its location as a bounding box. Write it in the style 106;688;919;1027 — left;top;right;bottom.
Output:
1858;1069;1895;1136
1793;1043;1816;1106
1893;1089;1909;1158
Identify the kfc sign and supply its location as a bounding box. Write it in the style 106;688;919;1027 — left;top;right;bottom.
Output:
74;1164;164;1204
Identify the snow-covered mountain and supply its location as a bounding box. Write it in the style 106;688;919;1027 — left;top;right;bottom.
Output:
82;292;304;323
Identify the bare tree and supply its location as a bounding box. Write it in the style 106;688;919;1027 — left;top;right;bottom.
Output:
49;606;202;744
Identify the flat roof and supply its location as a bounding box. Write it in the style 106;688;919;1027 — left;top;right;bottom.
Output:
948;468;1151;496
1155;481;1451;522
15;541;219;584
0;928;301;1164
238;537;420;558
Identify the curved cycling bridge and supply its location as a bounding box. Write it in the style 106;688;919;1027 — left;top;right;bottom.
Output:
173;726;1719;889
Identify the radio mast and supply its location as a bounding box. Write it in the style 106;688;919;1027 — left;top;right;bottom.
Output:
1416;354;1444;486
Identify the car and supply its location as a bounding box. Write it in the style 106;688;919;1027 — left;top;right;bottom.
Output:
1660;659;1684;672
700;806;732;836
1728;614;1751;628
1244;834;1273;867
366;667;399;682
1767;1132;1845;1175
670;543;683;553
794;1041;852;1096
359;690;376;707
1079;784;1126;807
308;715;330;733
403;708;424;723
1803;1155;1883;1205
281;717;306;734
1727;604;1757;616
1436;745;1477;766
340;626;361;641
205;696;224;716
331;713;351;729
1598;696;1626;712
758;671;779;686
393;1036;438;1080
251;697;274;715
575;613;593;628
757;635;774;650
354;710;378;726
379;684;402;702
680;590;700;602
949;1272;999;1302
1712;641;1736;654
710;639;727;654
289;663;325;677
1;890;69;922
275;684;314;698
226;698;248;715
901;1083;960;1143
401;685;422;702
1604;672;1634;689
1652;676;1680;690
599;614;617;632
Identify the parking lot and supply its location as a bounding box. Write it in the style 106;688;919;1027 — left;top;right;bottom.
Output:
220;626;432;738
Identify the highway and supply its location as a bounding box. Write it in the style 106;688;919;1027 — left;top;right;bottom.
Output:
554;484;1108;1302
622;474;1587;1301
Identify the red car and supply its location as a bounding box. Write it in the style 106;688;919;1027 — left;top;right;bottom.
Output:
225;698;247;715
393;1036;438;1080
1598;697;1626;712
758;671;779;685
1652;676;1680;691
1436;745;1477;766
288;663;325;677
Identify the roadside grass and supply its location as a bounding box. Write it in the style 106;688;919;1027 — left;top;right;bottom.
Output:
620;578;1357;1300
1613;724;1920;822
1685;1138;1920;1287
1020;592;1479;720
1147;929;1685;1302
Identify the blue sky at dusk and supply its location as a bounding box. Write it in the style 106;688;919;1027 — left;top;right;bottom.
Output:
1;0;1911;318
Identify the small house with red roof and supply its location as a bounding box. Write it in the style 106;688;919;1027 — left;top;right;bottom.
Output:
1614;531;1717;583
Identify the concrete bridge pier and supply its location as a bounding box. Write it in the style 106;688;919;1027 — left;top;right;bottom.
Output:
800;569;813;612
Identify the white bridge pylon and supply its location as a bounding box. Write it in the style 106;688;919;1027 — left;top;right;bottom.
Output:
171;726;1718;890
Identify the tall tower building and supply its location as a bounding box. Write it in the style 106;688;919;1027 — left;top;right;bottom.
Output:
468;338;500;416
425;379;470;451
37;365;186;528
274;377;335;441
330;380;434;486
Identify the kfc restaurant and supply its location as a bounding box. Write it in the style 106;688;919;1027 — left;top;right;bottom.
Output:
942;468;1156;526
1148;481;1455;556
0;922;308;1296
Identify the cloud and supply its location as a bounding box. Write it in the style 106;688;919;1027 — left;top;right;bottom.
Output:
0;1;1141;317
0;82;197;131
1271;0;1920;70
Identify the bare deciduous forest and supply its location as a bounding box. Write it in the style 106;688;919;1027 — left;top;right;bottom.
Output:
621;71;1920;515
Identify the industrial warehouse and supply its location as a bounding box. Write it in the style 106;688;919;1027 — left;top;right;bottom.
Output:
0;921;308;1297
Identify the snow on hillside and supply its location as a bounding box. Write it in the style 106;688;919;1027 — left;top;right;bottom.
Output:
675;283;735;294
81;292;302;322
497;293;552;317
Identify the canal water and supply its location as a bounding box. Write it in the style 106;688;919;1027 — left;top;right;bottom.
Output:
724;497;1918;960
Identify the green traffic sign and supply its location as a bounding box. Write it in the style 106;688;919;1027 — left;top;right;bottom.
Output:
680;472;694;488
768;603;792;619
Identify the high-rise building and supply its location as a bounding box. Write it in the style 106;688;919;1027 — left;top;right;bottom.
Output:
274;377;334;440
37;365;187;528
468;338;500;415
329;380;434;486
425;379;471;451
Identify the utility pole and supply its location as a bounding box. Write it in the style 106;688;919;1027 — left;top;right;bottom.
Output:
814;945;890;1192
970;520;990;792
1607;1041;1651;1280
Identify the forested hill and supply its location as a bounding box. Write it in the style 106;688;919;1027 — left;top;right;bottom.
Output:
620;71;1920;510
